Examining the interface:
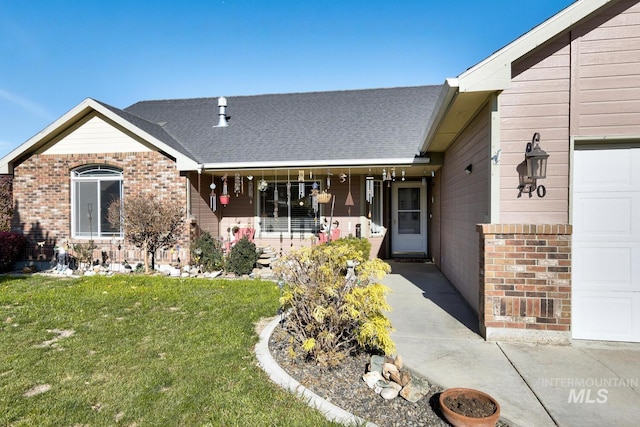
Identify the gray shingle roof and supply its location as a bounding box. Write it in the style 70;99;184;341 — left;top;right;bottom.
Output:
124;85;442;165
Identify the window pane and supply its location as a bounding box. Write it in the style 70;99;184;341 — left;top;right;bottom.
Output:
398;188;420;210
258;182;319;233
398;212;420;234
100;180;121;235
75;181;98;237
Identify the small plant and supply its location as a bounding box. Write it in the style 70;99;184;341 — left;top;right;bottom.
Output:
73;240;97;270
226;236;258;276
191;232;224;272
273;241;394;367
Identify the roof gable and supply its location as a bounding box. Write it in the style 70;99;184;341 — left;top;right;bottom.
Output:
458;0;614;92
0;98;199;174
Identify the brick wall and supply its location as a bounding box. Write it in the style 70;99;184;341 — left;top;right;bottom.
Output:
477;224;572;343
11;151;190;265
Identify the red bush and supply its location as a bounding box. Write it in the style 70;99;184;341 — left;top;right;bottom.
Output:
0;232;26;272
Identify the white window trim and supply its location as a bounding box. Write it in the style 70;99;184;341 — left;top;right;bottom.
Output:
70;165;124;239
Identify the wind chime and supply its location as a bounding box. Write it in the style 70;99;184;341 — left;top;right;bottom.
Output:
298;170;305;201
366;174;375;218
234;172;242;197
273;171;278;220
345;169;354;216
247;175;254;204
209;179;217;212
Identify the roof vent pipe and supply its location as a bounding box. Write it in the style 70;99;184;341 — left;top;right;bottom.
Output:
216;96;228;127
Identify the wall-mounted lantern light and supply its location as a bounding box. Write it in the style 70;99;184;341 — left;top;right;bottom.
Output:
465;164;473;174
518;132;549;198
525;132;549;180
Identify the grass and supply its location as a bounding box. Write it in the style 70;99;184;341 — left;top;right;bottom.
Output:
0;274;338;426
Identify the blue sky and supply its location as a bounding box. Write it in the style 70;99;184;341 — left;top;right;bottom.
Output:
0;0;575;160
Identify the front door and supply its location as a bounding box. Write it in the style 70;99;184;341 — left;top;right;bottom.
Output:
391;181;427;256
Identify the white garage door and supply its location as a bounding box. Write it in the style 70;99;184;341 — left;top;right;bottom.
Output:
573;146;640;342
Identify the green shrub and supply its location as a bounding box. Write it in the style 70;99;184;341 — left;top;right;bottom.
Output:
191;232;224;271
327;236;371;259
226;236;258;276
273;241;394;367
0;231;26;272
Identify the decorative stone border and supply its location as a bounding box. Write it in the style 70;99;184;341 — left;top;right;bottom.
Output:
254;316;376;426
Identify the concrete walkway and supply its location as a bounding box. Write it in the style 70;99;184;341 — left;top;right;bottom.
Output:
383;261;640;427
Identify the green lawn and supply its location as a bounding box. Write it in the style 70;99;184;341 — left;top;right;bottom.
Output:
0;274;337;426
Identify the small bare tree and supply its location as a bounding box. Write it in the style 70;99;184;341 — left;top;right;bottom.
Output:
108;194;184;273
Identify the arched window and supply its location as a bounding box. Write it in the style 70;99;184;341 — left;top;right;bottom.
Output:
71;165;123;238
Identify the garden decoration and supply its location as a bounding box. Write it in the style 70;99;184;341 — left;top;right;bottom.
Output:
258;179;268;192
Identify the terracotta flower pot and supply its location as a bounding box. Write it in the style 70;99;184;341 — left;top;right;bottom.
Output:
439;388;500;427
219;194;230;206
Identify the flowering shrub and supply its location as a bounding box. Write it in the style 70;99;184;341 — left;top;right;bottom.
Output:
273;241;394;367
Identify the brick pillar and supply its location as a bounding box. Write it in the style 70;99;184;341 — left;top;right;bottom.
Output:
477;224;572;343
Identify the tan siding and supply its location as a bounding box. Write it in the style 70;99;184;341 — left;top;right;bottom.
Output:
574;0;640;137
439;104;491;312
501;32;571;224
43;115;152;155
189;172;220;238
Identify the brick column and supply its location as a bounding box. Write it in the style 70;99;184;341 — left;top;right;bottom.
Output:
477;224;572;343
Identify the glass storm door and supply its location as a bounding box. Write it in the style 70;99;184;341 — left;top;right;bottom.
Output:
392;182;427;255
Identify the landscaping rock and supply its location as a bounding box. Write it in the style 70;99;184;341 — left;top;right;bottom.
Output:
362;371;383;390
380;387;399;400
399;374;430;403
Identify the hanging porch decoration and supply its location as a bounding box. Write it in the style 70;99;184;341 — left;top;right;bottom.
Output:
220;174;230;207
311;181;319;213
345;169;354;215
273;172;279;219
366;175;375;218
234;172;242;196
247;175;254;204
209;181;217;212
298;170;305;200
317;191;332;204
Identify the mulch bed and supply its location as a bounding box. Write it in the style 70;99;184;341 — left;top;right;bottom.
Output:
268;324;510;426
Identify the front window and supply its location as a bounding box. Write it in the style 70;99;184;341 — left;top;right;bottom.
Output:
258;181;321;235
71;165;123;238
